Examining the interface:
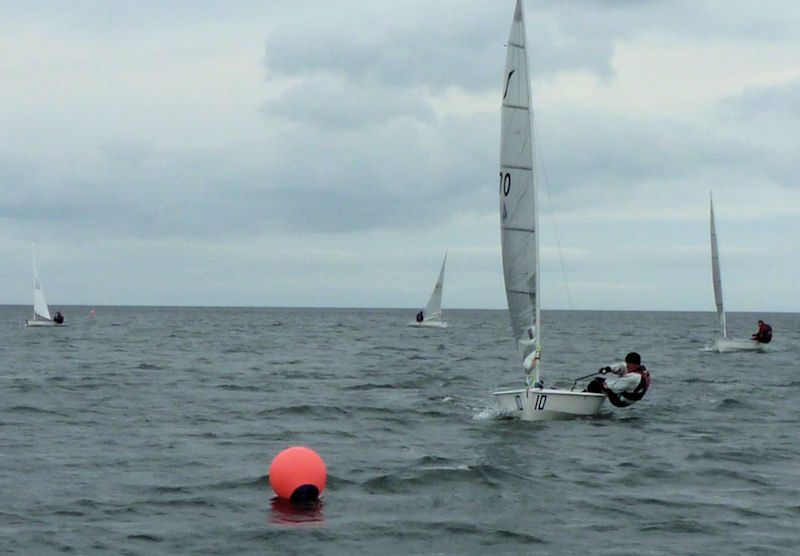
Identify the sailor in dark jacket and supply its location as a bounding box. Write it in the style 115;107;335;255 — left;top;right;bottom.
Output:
751;320;772;343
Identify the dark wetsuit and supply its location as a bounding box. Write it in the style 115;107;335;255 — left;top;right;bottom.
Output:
753;322;772;343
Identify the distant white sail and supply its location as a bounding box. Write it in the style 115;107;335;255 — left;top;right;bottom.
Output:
409;252;448;328
707;193;762;352
32;247;52;322
424;252;446;321
26;244;65;327
709;193;727;338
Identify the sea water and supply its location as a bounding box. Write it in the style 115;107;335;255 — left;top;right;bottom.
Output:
1;306;797;554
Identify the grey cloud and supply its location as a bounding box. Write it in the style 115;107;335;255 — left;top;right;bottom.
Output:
262;73;436;129
716;79;800;187
264;4;505;93
721;79;800;121
247;111;495;234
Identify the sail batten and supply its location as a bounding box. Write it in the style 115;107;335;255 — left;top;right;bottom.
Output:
506;288;536;296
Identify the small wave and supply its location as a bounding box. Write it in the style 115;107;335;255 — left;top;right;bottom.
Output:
257;404;351;418
222;347;261;355
473;406;506;421
135;363;162;370
361;462;522;495
215;384;260;392
717;397;747;409
126;534;162;542
53;509;85;517
148;485;192;494
344;382;397;391
640;518;716;534
368;345;420;354
7;405;66;417
267;359;303;366
684;376;718;385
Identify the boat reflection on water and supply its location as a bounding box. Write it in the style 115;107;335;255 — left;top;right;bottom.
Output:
269;497;325;527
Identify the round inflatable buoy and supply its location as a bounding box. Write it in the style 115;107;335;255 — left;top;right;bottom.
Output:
269;446;326;502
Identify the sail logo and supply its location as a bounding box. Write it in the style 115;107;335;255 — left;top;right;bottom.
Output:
503;70;515;99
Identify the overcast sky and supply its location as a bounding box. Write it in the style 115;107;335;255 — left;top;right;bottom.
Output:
1;0;798;311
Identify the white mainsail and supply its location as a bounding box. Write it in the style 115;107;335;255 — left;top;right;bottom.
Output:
492;0;605;419
409;251;448;328
423;252;446;322
32;247;52;322
709;192;727;338
500;0;539;383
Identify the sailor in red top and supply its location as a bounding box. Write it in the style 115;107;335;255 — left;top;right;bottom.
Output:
751;320;772;343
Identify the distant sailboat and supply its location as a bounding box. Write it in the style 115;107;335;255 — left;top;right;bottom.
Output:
408;252;448;328
25;246;65;327
491;0;605;420
708;193;762;352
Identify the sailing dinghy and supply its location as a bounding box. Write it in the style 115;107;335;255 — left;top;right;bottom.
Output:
408;252;448;328
492;0;605;420
25;246;65;327
707;193;763;352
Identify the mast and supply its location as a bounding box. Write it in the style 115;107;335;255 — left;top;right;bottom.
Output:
500;0;540;385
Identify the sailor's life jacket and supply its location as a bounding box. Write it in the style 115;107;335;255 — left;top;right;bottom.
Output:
605;366;650;408
756;324;772;343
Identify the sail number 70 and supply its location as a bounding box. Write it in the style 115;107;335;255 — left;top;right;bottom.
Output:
500;172;511;196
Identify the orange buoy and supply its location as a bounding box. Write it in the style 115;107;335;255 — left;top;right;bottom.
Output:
269;446;326;502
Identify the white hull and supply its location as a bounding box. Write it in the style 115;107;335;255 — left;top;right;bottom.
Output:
25;319;65;327
493;388;606;421
407;320;447;328
709;338;765;353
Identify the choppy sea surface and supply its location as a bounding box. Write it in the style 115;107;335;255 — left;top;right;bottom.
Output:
1;306;798;555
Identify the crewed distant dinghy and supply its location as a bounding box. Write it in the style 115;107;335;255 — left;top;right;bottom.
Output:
492;0;604;420
25;246;65;327
408;251;448;328
707;193;762;353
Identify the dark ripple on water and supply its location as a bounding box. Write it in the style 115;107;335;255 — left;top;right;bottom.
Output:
1;306;798;554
